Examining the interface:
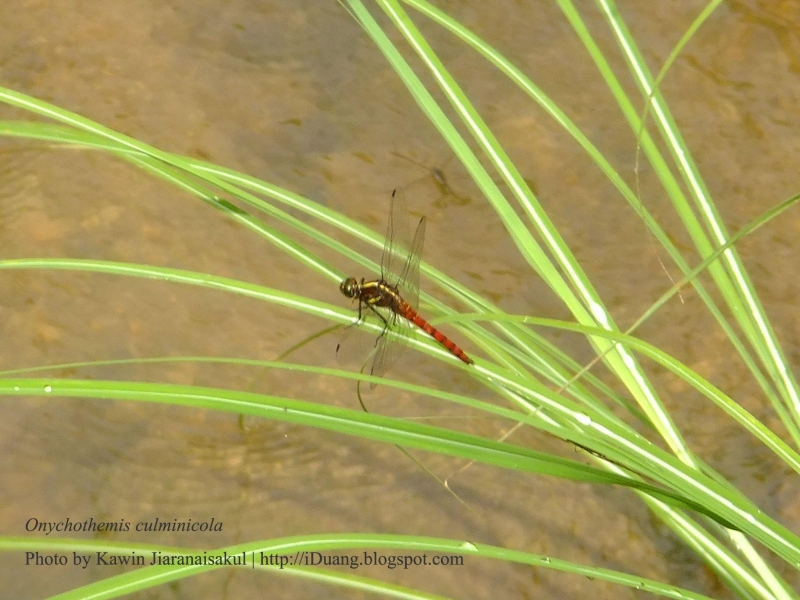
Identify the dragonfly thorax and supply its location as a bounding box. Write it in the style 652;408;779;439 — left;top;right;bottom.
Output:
340;277;403;310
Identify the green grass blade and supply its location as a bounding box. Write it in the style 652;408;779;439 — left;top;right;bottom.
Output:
0;534;722;600
4;377;800;562
593;0;800;440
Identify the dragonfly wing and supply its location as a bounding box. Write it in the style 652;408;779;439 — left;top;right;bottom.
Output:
368;311;412;384
337;307;410;386
397;215;425;311
380;188;412;285
336;310;384;367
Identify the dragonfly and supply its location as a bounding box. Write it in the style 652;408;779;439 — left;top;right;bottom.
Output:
336;188;473;382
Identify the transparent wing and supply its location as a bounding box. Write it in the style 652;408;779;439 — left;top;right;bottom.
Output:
368;309;412;386
380;188;411;285
336;310;384;367
337;305;412;388
396;216;425;311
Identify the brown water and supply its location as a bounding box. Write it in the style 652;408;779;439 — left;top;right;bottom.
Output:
0;1;799;598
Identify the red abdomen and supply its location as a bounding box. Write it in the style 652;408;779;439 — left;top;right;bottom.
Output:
397;303;473;364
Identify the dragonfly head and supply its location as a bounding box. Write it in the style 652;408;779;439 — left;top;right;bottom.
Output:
339;277;360;299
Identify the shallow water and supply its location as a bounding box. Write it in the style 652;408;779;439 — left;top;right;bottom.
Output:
0;1;799;598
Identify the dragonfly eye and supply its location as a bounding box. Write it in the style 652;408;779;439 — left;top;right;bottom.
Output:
339;278;359;298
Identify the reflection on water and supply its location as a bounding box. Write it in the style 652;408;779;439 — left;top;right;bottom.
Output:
0;0;799;597
391;151;472;207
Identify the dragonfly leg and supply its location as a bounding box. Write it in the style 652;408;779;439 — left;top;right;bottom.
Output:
364;304;393;380
356;298;364;322
366;304;390;349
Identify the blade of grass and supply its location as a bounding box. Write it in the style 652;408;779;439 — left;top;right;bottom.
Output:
395;0;798;455
0;534;721;600
593;0;800;441
0;376;735;522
